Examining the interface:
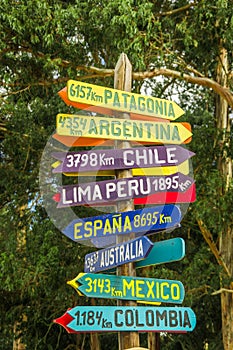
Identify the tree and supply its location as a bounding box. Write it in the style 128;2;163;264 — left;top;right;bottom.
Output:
1;0;233;349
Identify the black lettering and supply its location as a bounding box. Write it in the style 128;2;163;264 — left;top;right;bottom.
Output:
156;310;167;327
125;310;134;327
145;310;154;327
183;311;192;328
169;310;178;327
135;310;144;327
114;310;123;327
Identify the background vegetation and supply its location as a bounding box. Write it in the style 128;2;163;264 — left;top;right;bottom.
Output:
1;0;232;349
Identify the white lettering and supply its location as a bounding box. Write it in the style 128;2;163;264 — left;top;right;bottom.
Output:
167;147;178;164
105;183;116;198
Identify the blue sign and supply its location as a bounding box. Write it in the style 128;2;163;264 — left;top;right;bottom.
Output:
84;236;153;273
54;306;196;333
106;238;185;273
68;273;185;304
62;205;181;243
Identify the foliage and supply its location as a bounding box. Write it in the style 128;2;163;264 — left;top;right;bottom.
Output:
1;0;232;349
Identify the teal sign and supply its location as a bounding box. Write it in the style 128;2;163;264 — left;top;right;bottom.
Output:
136;237;185;269
108;238;185;273
54;306;196;333
68;273;185;304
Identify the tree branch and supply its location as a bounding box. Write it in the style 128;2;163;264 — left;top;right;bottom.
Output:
75;65;233;109
212;288;233;295
133;68;233;109
197;219;231;278
155;2;197;17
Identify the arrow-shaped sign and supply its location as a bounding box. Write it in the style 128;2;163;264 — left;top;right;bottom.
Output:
68;273;185;304
66;80;185;121
53;173;194;208
59;86;172;122
134;183;196;205
52;133;192;147
54;306;196;333
136;237;185;269
52;160;190;177
52;145;194;175
96;238;185;272
84;236;153;273
85;183;196;207
61;205;181;243
56;114;192;145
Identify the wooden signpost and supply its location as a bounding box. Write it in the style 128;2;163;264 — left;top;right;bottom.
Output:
54;306;196;333
52;54;196;350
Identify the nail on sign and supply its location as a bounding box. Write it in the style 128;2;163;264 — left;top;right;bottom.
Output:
54;306;196;333
54;173;194;208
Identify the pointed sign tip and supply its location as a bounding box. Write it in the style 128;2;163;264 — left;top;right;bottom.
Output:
53;193;61;202
53;311;77;333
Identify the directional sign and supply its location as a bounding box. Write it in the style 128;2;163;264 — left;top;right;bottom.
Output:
97;238;185;272
52;133;192;147
61;205;181;243
68;272;185;304
136;238;185;269
54;306;196;333
59;87;169;122
134;183;196;205
53;173;194;208
56;114;192;145
53;160;190;177
67;183;196;208
84;236;153;273
52;145;194;174
66;80;185;121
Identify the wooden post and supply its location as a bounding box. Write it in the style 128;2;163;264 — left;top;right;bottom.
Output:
114;53;140;350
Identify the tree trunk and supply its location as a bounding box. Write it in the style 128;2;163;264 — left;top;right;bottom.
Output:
13;207;27;350
215;45;233;350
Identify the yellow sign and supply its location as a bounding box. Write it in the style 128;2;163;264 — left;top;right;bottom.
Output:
67;80;184;121
52;160;190;176
56;114;192;144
